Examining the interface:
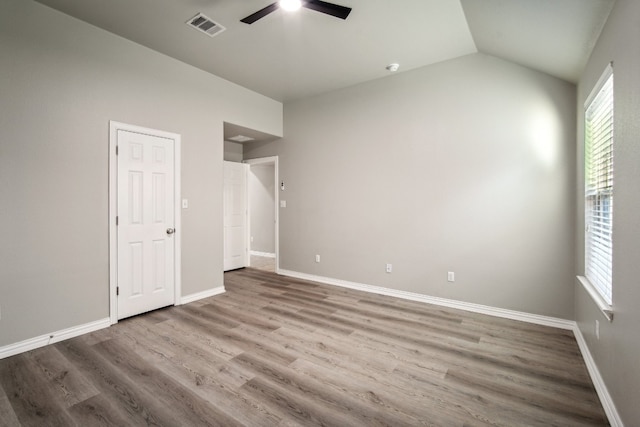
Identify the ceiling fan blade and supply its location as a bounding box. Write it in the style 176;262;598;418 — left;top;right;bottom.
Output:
240;2;279;24
303;0;352;20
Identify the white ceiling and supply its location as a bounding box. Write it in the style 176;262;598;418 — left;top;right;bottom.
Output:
462;0;614;83
34;0;613;103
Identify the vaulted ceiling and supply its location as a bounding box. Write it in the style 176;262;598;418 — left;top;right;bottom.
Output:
34;0;614;102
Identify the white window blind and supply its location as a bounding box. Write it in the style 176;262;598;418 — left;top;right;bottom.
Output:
584;66;614;306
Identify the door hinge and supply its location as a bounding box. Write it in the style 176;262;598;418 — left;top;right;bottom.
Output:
116;286;119;296
116;216;119;226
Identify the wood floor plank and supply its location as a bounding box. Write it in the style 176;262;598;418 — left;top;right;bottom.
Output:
390;363;561;427
171;305;299;369
357;297;466;324
261;305;352;335
270;325;400;374
215;295;317;334
234;348;426;426
265;285;481;345
56;339;180;426
92;338;244;427
114;317;247;385
330;308;591;391
199;302;281;331
330;305;481;344
287;357;488;427
114;320;283;426
0;267;609;426
0;383;20;427
0;354;76;426
152;317;246;362
444;368;606;425
240;375;361;427
180;303;243;329
67;394;136;427
27;346;100;408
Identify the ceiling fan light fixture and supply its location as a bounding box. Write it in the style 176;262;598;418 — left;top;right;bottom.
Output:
241;0;351;24
279;0;302;12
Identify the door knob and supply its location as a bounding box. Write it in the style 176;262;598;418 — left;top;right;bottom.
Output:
166;228;175;235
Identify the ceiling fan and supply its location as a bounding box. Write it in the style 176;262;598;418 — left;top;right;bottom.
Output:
240;0;352;24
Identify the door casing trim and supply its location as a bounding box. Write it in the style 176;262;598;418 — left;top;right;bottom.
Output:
108;121;182;325
244;156;279;273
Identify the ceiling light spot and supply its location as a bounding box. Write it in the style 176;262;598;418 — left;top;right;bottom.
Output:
279;0;302;12
386;63;400;72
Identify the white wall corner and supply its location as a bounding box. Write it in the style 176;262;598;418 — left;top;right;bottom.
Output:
181;286;226;305
0;318;111;360
572;325;624;427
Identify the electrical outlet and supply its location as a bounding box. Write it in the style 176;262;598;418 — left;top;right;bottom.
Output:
595;320;600;340
447;271;455;282
386;264;392;273
315;254;320;263
250;236;254;243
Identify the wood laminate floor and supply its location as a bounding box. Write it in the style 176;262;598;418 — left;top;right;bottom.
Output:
0;268;609;426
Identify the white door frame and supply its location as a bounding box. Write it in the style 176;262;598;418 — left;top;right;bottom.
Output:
109;121;182;325
244;156;279;272
223;161;249;271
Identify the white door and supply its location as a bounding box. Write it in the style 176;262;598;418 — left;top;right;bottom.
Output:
117;130;176;319
224;161;248;271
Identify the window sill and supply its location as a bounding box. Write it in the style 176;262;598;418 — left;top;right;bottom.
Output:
577;276;613;322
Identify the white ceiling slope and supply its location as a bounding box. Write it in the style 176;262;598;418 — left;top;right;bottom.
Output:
462;0;614;84
34;0;613;102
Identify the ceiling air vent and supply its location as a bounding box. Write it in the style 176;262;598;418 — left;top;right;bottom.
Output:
186;13;226;38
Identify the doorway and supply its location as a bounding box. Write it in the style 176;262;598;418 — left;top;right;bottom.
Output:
109;121;182;324
246;157;279;273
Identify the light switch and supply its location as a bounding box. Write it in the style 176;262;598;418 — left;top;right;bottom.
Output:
182;199;189;209
280;200;286;208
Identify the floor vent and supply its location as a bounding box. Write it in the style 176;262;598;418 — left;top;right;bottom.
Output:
186;13;226;38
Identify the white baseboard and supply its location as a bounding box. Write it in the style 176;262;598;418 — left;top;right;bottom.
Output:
0;317;110;360
250;251;276;258
0;287;226;360
180;286;225;305
278;268;623;426
572;325;623;426
278;269;574;330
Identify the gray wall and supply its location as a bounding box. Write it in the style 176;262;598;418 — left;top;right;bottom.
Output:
575;0;640;423
0;0;282;347
246;53;577;319
249;165;276;254
223;141;244;162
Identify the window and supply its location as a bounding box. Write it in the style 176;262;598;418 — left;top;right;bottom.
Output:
584;64;614;308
